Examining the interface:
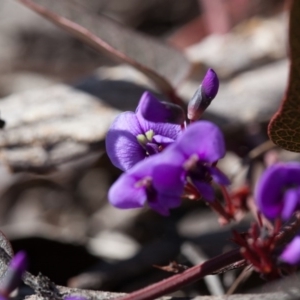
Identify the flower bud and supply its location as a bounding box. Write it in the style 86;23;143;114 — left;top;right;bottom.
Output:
188;68;219;121
0;251;27;297
139;91;185;124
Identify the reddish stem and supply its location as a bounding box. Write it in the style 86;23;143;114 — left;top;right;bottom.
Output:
117;249;242;300
208;200;233;224
220;185;234;216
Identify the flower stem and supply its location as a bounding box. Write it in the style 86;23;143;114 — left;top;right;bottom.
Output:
117;248;242;300
117;214;300;300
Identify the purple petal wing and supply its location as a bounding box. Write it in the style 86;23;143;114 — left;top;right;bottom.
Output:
148;195;181;216
106;112;145;171
108;172;147;209
137;91;169;123
152;161;185;196
136;96;181;141
255;163;300;220
152;135;174;146
138;91;185;124
192;179;215;201
280;236;300;265
281;188;299;220
201;69;219;100
147;200;170;216
208;167;230;185
175;121;225;163
108;153;167;210
255;164;285;219
149;149;185;215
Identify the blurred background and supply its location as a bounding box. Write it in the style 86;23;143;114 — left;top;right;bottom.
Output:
0;0;295;298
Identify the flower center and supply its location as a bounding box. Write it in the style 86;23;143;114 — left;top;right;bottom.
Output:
184;155;212;183
134;176;157;203
136;129;155;146
136;129;164;156
135;176;152;188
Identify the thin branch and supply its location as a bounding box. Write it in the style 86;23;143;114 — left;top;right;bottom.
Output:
117;212;300;300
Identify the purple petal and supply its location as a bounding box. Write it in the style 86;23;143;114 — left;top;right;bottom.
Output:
142;148;185;215
149;194;181;216
159;195;182;209
174;121;225;163
108;156;158;209
9;251;27;275
137;91;185;125
136;98;181;141
192;180;215;201
147;200;170;216
138;91;169;123
187;69;219;121
0;251;27;296
146;143;159;155
64;297;87;300
208;167;231;185
108;153;170;210
106;112;145;171
152;161;185;196
280;236;300;265
281;188;299;220
108;172;147;209
255;163;300;220
201;68;219;100
152;135;174;146
187;87;204;121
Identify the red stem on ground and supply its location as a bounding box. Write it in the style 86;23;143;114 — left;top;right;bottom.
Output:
118;213;300;300
117;248;242;300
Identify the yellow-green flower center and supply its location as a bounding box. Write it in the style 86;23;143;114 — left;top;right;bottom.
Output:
137;129;154;146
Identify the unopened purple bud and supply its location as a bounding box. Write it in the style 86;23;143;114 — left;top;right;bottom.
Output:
139;91;185;124
202;69;219;100
188;68;219;121
9;251;27;275
0;251;27;297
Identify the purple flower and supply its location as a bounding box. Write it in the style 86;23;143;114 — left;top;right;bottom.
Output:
188;68;219;121
0;251;27;297
108;121;228;215
108;149;185;215
106;92;181;171
171;121;229;201
255;162;300;220
279;236;300;265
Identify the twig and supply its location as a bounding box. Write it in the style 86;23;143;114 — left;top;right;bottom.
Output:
117;248;242;300
226;266;253;295
117;212;300;300
181;242;224;295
